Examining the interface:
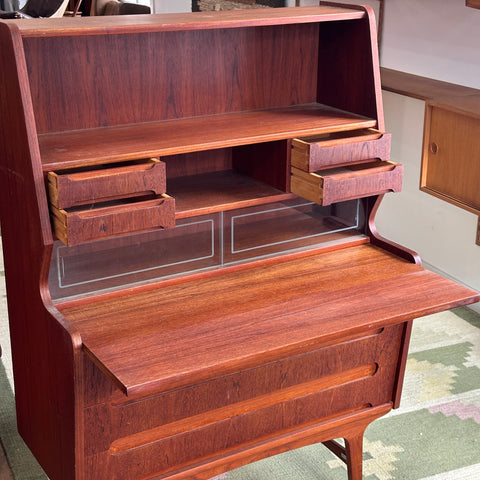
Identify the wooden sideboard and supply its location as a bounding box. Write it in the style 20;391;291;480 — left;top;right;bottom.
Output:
381;67;480;245
0;6;478;480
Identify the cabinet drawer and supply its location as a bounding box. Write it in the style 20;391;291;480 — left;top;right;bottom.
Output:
84;325;404;455
48;158;166;209
51;194;175;246
291;160;402;206
83;324;405;479
292;129;391;172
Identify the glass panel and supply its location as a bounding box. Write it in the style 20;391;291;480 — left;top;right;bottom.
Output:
49;199;365;302
49;214;221;301
224;198;361;263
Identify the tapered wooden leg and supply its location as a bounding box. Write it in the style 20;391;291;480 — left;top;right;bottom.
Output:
344;433;364;480
323;431;365;480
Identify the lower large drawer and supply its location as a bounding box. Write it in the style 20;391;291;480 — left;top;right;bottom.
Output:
291;160;403;205
83;323;406;479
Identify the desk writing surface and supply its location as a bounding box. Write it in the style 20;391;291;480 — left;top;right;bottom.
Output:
58;243;479;397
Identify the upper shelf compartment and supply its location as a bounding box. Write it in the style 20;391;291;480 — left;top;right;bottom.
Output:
18;5;382;170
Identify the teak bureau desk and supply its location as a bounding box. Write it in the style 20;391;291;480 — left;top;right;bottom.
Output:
0;5;478;480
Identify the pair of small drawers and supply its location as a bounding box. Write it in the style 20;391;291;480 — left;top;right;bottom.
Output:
290;129;402;205
48;158;175;246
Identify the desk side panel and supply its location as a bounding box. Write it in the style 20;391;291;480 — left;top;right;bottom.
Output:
0;22;83;480
317;5;384;131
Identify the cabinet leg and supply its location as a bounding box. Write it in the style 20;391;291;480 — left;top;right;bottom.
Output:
344;433;364;480
323;431;364;480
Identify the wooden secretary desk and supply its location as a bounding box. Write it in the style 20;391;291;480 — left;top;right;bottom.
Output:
0;5;478;480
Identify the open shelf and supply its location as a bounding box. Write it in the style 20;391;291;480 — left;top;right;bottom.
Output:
39;104;377;171
170;170;294;219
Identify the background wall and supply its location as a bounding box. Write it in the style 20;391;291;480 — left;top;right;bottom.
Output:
380;0;480;88
153;0;190;12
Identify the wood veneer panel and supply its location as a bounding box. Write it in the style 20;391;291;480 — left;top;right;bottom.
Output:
27;23;319;133
0;22;82;480
421;103;480;214
317;7;383;130
58;244;479;396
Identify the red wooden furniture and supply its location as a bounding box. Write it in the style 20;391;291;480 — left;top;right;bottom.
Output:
0;5;478;480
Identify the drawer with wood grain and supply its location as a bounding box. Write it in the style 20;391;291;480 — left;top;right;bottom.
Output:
50;194;175;247
83;324;405;479
291;129;391;171
48;158;166;209
291;160;403;206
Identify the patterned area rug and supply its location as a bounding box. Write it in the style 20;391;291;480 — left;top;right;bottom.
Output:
1;243;479;479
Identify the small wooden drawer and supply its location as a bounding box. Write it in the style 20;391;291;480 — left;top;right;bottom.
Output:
291;160;402;206
291;129;391;172
48;158;166;209
51;194;175;247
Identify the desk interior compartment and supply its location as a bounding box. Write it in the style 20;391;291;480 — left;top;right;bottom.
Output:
291;160;403;206
291;129;391;172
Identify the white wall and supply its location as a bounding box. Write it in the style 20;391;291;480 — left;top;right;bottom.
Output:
381;0;480;89
152;0;190;13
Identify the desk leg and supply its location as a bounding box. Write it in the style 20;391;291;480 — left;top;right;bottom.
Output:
324;430;365;480
344;434;364;480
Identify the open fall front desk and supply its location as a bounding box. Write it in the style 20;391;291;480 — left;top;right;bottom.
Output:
0;5;478;480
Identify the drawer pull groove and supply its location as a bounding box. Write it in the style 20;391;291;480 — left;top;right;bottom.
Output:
109;363;377;455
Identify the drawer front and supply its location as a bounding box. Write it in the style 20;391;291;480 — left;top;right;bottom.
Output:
51;194;175;246
291;160;403;206
292;129;391;172
48;158;166;209
84;324;405;475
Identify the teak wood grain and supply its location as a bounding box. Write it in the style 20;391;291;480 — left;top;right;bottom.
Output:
0;6;479;480
291;160;402;206
58;244;478;397
421;102;480;215
291;129;391;172
467;0;480;9
48;158;166;209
